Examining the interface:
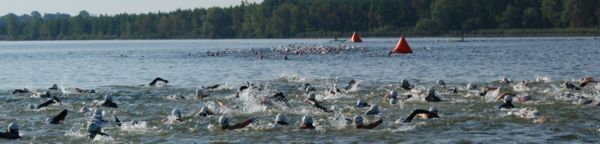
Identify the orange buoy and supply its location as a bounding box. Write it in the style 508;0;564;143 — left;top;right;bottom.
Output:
390;36;412;54
350;31;363;43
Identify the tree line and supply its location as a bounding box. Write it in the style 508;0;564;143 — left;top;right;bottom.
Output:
0;0;599;40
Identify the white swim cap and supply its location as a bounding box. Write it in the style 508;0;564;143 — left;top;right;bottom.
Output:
366;104;380;115
219;116;229;126
80;107;89;113
356;99;367;107
172;108;181;117
389;90;398;97
429;107;438;113
104;95;113;101
275;114;287;122
8;122;18;130
437;80;445;86
505;95;513;102
200;106;209;113
302;115;313;124
353;115;364;125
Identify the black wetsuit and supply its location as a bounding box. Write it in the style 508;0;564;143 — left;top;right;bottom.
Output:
308;99;333;113
197;111;214;117
425;94;442;102
12;89;29;94
37;96;61;109
565;82;581;90
50;110;68;124
403;109;439;123
236;85;249;98
498;101;515;109
276;121;289;125
149;77;169;86
89;131;109;139
345;80;357;90
0;130;20;139
102;100;118;108
272;92;291;107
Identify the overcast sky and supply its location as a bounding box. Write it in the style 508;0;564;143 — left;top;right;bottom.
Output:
0;0;263;16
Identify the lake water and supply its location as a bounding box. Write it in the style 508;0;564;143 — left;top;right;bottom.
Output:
1;37;600;143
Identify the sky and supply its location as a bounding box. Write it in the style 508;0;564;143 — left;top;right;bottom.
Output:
0;0;263;16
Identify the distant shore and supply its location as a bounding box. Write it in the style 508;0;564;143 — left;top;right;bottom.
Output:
1;28;599;41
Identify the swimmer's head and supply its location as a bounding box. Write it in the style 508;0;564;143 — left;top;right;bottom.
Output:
467;83;477;90
104;95;113;101
353;115;364;126
302;115;313;125
429;107;438;113
130;120;139;125
504;95;513;103
196;89;204;96
8;122;18;133
366;104;380;115
437;80;445;86
401;79;409;85
389;90;398;98
275;113;287;122
356;99;368;108
28;103;35;109
171;108;182;118
200;106;209;113
80;107;89;113
218;116;229;127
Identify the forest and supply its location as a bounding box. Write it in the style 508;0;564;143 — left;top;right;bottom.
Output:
0;0;599;40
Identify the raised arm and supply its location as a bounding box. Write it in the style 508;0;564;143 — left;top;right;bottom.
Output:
403;109;431;123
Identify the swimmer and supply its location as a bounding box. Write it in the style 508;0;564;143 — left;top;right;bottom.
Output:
563;81;581;90
193;106;214;117
75;88;96;94
149;77;169;86
218;116;254;130
92;109;107;123
437;80;446;88
497;95;515;109
466;83;478;90
304;92;333;113
204;84;220;90
235;85;250;98
479;87;498;96
299;115;315;129
303;83;317;94
11;88;29;94
579;77;597;87
39;91;52;98
115;116;121;127
275;114;289;125
425;88;442;102
356;99;370;108
364;104;381;115
345;79;358;91
36;96;62;109
385;90;412;101
402;107;440;123
0;122;21;139
261;92;291;107
353;115;383;129
87;122;108;139
101;95;118;108
49;84;59;90
400;79;415;90
195;89;210;99
49;109;68;124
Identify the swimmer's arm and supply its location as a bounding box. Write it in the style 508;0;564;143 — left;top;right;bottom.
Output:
403;110;430;123
314;103;332;113
231;119;254;129
363;119;383;129
37;100;56;109
50;110;68;124
495;93;508;100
